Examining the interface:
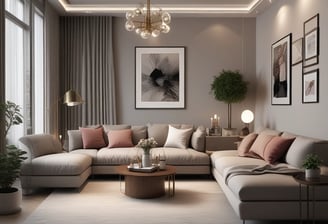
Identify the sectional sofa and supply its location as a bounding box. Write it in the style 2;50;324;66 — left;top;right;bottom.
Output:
18;123;210;194
18;124;328;222
211;128;328;222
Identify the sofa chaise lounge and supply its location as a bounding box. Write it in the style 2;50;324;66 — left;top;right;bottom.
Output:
211;128;328;222
18;123;210;194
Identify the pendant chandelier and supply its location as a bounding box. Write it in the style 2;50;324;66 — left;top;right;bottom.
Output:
125;0;171;39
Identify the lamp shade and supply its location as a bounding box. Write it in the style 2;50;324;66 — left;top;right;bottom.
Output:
241;110;254;124
63;90;83;106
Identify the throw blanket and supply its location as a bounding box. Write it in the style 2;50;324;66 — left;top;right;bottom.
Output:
223;164;302;185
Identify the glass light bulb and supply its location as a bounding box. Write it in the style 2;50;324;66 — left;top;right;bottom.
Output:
161;24;170;33
135;8;142;15
126;11;135;20
152;29;160;37
162;12;171;24
135;28;141;34
141;30;151;39
125;21;135;31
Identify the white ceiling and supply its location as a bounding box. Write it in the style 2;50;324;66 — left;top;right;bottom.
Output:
48;0;274;17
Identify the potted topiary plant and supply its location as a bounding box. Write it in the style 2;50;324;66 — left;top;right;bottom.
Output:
0;101;26;215
302;153;322;179
211;70;248;136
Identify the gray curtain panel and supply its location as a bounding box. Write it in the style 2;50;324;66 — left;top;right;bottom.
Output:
59;16;116;136
0;0;5;152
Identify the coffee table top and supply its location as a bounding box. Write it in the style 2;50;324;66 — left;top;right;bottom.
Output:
116;165;176;177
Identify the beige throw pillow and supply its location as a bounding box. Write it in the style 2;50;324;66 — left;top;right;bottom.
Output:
164;125;193;149
237;133;258;156
249;133;275;158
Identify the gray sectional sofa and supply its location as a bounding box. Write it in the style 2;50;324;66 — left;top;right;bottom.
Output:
18;124;210;194
211;128;328;222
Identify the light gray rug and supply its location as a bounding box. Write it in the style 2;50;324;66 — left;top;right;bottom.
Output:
23;179;241;224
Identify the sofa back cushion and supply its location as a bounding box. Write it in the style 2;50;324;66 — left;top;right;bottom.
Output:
191;126;206;152
19;134;62;159
67;130;83;151
131;125;148;145
147;124;169;147
285;135;328;168
107;129;134;148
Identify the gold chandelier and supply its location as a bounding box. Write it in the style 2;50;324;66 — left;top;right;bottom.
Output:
125;0;171;39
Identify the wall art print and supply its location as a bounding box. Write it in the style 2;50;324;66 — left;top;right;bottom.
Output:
303;69;319;103
135;47;185;109
303;13;319;68
271;33;292;105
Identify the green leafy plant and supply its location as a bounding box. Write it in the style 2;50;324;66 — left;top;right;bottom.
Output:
0;101;27;193
211;70;248;129
302;153;322;170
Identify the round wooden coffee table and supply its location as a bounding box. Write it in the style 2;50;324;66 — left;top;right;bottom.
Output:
116;165;176;199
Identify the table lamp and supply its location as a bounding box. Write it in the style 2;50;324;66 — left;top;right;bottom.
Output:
240;110;254;136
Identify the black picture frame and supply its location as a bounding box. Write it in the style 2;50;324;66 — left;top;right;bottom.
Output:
135;46;186;109
302;69;319;103
303;14;319;68
271;33;292;105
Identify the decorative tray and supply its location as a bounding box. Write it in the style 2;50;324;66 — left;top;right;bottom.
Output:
127;165;159;173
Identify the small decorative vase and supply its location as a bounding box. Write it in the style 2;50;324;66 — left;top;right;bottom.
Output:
305;168;320;180
142;150;151;168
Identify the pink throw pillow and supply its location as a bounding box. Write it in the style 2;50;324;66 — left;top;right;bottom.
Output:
249;133;275;159
80;127;106;149
237;133;258;156
107;129;134;148
264;136;295;164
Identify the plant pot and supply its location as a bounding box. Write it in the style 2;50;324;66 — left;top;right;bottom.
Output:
305;168;321;180
0;188;22;215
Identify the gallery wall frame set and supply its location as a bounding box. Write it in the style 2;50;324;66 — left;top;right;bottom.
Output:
135;46;186;109
271;33;292;105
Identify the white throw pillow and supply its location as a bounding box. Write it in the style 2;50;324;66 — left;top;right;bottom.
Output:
164;125;193;149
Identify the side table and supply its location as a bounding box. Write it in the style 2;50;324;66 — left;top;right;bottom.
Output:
293;174;328;223
205;135;240;151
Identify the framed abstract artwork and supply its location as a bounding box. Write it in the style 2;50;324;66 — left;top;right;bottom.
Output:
303;14;319;68
292;37;303;66
303;69;319;103
135;47;185;109
271;33;292;105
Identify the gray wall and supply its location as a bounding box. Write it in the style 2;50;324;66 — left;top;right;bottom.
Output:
113;17;256;131
255;0;328;139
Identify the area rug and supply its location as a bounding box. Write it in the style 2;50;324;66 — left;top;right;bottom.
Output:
23;179;240;224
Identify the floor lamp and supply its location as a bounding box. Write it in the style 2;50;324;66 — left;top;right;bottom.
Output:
63;89;84;106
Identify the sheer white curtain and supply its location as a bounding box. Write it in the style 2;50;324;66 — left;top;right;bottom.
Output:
5;19;25;145
59;16;116;136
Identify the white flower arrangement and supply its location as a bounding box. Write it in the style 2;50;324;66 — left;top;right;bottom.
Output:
136;137;158;153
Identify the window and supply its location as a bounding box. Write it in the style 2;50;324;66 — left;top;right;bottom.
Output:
5;0;44;144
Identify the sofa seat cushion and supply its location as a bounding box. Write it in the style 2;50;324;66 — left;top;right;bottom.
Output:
70;149;98;163
21;153;92;176
227;173;328;201
211;150;266;173
95;147;138;165
152;147;210;165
